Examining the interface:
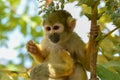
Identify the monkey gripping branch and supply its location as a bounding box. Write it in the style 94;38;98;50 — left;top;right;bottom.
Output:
26;0;112;80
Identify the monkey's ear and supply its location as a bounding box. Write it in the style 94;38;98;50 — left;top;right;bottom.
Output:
67;17;76;32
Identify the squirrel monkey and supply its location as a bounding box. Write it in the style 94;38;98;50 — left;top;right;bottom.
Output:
26;10;89;80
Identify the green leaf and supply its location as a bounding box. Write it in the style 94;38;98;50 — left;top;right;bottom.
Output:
8;0;20;7
19;19;27;36
79;0;87;3
69;0;75;2
31;16;41;24
114;67;120;74
79;0;99;7
103;61;120;68
97;55;108;64
114;18;120;27
21;25;27;36
31;27;43;38
0;1;6;18
0;71;11;80
97;64;120;80
81;4;91;16
100;38;114;54
98;14;111;24
95;31;103;41
103;61;120;73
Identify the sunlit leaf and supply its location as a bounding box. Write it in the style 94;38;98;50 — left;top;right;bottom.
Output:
21;15;30;23
19;72;29;78
31;27;43;38
0;1;6;17
78;0;99;7
30;16;42;28
0;71;11;80
31;16;42;24
8;71;18;78
97;55;108;64
8;0;20;7
21;26;27;36
19;16;27;36
100;38;114;53
98;14;111;30
81;4;91;15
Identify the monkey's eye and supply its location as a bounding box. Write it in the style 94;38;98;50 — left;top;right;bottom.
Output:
46;26;51;31
53;25;59;30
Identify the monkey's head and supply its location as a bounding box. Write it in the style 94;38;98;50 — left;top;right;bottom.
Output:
43;10;76;44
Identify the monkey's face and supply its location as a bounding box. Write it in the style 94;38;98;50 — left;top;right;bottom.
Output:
44;23;65;43
43;10;76;44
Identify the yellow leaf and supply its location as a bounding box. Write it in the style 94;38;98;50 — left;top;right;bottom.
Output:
97;55;108;64
99;14;111;24
98;14;111;30
81;4;91;14
19;72;29;78
100;39;114;53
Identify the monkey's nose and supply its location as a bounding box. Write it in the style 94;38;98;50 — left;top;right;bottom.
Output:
49;33;60;43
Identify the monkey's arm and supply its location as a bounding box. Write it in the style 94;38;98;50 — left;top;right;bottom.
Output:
26;40;45;63
84;45;91;71
78;46;91;71
74;40;90;71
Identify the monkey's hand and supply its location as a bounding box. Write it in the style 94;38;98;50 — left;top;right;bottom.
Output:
26;40;40;54
49;50;74;78
59;50;74;75
26;40;44;63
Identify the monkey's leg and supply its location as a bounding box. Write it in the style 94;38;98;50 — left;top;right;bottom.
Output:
68;64;88;80
30;63;68;80
26;40;44;63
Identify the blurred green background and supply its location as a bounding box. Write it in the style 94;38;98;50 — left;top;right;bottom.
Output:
0;0;43;79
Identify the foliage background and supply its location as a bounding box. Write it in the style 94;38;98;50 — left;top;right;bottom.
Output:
0;0;120;80
0;0;42;80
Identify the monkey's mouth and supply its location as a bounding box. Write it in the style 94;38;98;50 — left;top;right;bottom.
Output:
49;33;60;43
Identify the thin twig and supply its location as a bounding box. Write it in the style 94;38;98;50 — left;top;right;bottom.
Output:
99;27;120;43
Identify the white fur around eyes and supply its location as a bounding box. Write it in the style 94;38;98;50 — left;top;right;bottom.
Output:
44;23;64;33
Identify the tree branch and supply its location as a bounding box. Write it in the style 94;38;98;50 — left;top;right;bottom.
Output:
87;1;100;80
99;27;120;42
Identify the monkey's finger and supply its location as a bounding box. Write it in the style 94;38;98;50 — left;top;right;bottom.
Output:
27;44;37;50
27;45;38;54
27;40;35;46
27;48;38;54
27;44;37;49
26;41;37;49
26;43;39;54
